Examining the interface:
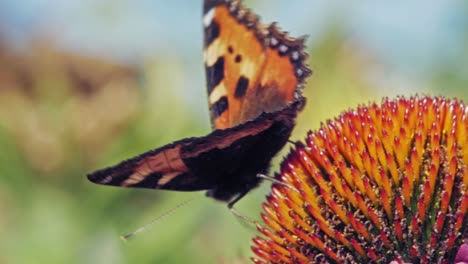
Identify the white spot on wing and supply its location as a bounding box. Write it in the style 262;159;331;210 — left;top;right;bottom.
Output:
122;172;147;186
101;176;113;184
157;172;180;186
296;68;303;77
209;83;228;104
291;51;299;61
270;37;278;47
240;59;257;79
203;8;215;28
204;40;226;65
279;44;288;53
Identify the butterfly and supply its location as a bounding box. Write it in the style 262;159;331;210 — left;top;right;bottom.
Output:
87;0;311;208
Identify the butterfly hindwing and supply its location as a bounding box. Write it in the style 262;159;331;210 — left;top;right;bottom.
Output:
203;0;311;130
239;23;310;121
87;141;212;191
87;102;300;201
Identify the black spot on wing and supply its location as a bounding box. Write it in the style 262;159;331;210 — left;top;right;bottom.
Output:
211;96;228;119
204;20;220;48
206;57;224;95
234;76;249;98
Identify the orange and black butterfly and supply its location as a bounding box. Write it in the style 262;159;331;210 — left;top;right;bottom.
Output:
87;0;311;207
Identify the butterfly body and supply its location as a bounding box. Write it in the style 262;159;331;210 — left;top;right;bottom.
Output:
87;0;311;206
190;104;300;202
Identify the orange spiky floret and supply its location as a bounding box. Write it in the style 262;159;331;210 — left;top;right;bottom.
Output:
252;96;468;263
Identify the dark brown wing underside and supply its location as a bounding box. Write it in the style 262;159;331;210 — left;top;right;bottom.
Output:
87;101;300;194
86;141;212;191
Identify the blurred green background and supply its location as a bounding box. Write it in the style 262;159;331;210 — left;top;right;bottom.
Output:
0;1;468;263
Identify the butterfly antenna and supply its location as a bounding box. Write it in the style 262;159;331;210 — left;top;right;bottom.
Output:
120;197;198;241
229;207;259;231
256;173;300;193
229;207;258;225
226;191;259;225
288;139;311;151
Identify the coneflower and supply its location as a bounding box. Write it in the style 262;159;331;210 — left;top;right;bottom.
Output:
252;96;468;263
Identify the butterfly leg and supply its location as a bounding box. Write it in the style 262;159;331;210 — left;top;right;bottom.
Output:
256;173;300;193
288;140;313;152
227;191;257;224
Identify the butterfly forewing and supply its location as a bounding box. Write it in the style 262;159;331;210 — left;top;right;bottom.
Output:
204;1;266;129
203;0;311;130
87;141;210;191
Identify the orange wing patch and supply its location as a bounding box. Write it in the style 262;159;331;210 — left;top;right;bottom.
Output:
89;143;190;189
119;145;188;187
239;24;310;121
203;0;311;130
204;2;266;129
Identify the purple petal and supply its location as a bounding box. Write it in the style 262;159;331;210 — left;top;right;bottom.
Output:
456;243;468;264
